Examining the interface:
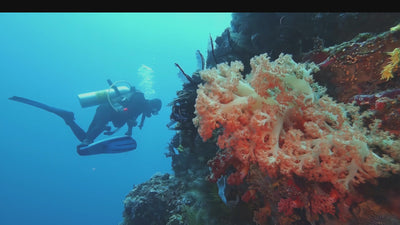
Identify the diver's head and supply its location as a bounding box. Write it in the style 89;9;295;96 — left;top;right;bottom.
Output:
148;98;162;115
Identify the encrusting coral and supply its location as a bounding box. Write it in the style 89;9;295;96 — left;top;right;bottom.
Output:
193;53;400;223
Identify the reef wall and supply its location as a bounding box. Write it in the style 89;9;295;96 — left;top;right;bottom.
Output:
120;13;400;225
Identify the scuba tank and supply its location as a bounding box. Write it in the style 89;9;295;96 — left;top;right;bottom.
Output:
77;79;134;111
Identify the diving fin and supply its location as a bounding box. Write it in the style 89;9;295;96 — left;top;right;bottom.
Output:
77;136;137;156
9;96;75;122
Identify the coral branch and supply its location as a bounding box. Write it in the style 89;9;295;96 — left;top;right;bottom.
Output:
174;63;194;84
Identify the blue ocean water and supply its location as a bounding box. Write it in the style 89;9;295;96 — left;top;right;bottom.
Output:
0;13;231;225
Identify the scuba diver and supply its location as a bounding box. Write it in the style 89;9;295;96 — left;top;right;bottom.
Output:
9;80;162;155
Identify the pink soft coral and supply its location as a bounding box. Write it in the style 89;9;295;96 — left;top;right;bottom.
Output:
309;189;339;216
193;53;400;194
278;197;305;216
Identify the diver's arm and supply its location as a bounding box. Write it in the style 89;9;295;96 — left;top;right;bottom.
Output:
138;113;146;130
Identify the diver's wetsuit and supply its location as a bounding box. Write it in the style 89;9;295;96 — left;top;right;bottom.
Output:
9;91;159;146
66;91;148;143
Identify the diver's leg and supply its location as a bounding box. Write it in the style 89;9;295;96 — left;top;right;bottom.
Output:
65;120;87;142
51;109;88;142
83;104;112;143
9;96;86;141
9;96;112;144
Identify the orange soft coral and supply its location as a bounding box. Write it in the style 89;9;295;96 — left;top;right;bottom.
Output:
194;53;400;194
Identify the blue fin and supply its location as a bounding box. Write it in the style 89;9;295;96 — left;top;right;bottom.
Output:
77;136;137;156
9;96;74;122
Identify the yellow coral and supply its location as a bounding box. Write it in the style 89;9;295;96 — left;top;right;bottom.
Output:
390;23;400;32
380;48;400;81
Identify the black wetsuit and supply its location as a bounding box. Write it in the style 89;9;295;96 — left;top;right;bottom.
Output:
9;91;154;145
66;91;149;143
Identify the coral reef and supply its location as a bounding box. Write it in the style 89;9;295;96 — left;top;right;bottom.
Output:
194;53;399;191
302;25;400;103
210;13;400;73
120;172;244;225
120;171;253;225
120;13;400;225
120;173;180;225
301;23;400;136
193;53;400;224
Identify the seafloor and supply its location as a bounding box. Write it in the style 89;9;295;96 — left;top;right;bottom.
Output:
119;13;400;225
